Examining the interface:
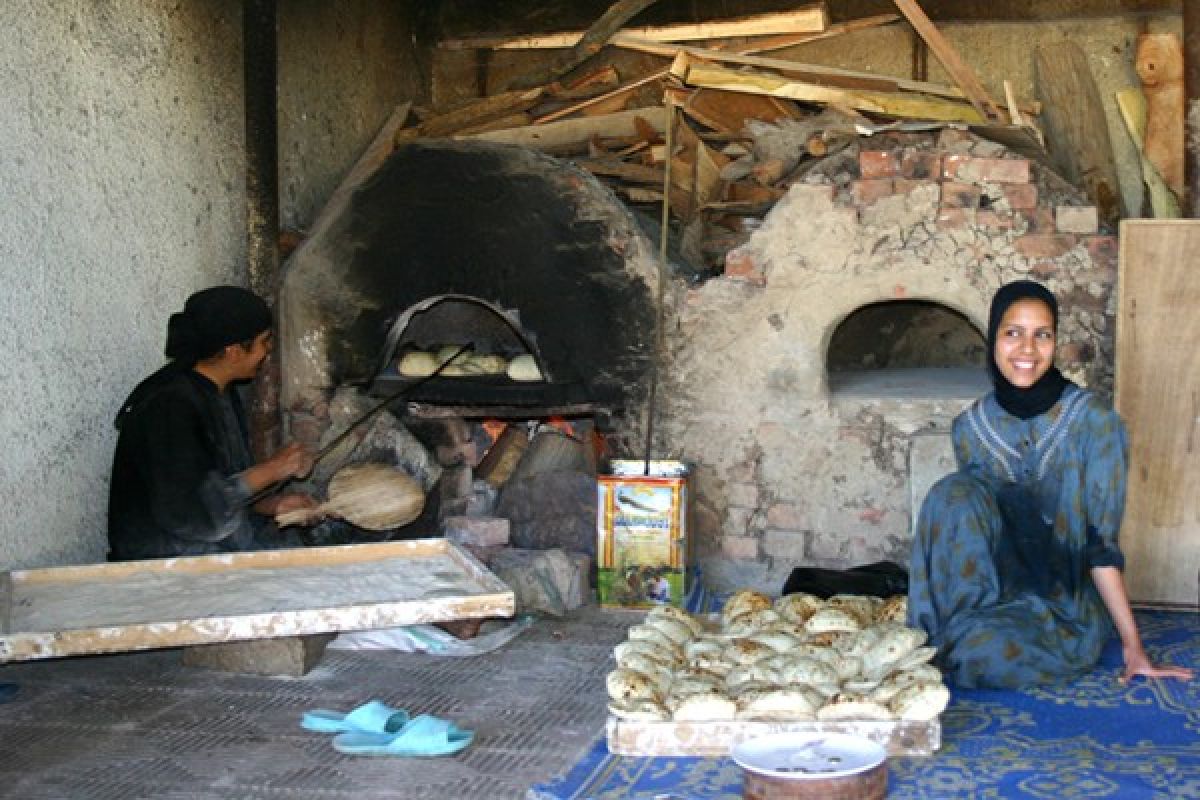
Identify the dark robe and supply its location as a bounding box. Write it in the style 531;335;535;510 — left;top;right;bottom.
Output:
107;364;293;560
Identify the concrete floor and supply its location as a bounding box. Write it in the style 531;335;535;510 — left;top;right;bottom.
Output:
0;606;637;799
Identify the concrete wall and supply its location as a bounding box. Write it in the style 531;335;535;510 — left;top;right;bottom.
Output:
0;2;422;569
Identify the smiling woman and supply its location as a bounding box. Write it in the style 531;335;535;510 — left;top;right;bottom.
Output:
906;280;1193;689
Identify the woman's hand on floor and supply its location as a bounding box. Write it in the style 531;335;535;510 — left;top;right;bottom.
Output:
1121;643;1194;683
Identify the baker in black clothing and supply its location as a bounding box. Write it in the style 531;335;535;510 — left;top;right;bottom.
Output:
108;286;318;561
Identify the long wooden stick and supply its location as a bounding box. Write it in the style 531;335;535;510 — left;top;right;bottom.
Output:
891;0;1003;121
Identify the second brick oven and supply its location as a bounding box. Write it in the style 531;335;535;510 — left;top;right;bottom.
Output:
656;129;1117;593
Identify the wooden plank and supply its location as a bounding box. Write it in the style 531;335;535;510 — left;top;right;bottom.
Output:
1114;220;1200;606
1034;42;1122;227
678;59;986;124
626;37;966;98
441;4;829;50
1115;88;1181;218
534;71;665;125
683;88;798;135
607;716;940;757
575;157;665;184
0;540;515;663
1135;33;1185;198
722;13;901;55
458;107;667;153
891;0;1003;122
401;88;544;139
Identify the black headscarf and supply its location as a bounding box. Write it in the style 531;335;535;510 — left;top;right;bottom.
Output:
986;280;1072;420
164;286;272;365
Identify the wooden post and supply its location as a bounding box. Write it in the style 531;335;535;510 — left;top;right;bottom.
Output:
243;0;282;459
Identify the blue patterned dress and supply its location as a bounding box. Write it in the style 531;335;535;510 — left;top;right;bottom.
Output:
908;384;1127;688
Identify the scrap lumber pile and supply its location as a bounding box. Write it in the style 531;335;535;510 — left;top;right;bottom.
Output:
390;1;1053;274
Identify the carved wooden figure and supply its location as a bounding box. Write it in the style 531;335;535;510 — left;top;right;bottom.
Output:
1135;33;1184;198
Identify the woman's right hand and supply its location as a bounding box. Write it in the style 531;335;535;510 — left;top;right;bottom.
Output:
264;443;315;482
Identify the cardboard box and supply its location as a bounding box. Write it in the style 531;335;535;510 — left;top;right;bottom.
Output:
596;460;690;608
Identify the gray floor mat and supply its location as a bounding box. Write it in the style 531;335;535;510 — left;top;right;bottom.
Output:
0;605;639;799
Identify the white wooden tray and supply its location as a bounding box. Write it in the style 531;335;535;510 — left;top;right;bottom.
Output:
607;716;941;757
0;539;514;663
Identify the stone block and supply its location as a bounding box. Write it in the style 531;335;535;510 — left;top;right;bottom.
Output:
850;178;894;206
443;515;510;547
944;155;1031;183
1055;206;1099;234
1018;208;1056;233
762;529;809;561
766;503;805;529
909;433;955;539
182;634;335;677
859;150;900;179
939;181;981;209
1028;260;1060;280
900;150;942;180
1000;183;1038;210
727;481;760;509
721;534;760;561
1014;234;1076;259
726;506;755;535
892;179;940;202
724;250;766;286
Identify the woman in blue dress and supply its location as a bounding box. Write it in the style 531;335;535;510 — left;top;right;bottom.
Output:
908;280;1193;688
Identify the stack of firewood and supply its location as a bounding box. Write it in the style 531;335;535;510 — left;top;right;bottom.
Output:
385;1;1045;273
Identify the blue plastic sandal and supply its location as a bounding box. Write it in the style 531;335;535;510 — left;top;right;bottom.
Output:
331;714;474;756
301;700;409;734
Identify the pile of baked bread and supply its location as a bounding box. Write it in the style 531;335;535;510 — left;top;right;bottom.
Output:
607;590;950;723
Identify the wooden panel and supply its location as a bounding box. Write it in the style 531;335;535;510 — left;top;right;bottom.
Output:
1115;220;1200;606
607;716;940;757
0;539;514;663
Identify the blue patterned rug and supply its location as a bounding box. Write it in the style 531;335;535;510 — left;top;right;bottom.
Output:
532;610;1199;800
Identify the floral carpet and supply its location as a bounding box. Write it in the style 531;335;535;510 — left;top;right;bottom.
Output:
531;610;1199;800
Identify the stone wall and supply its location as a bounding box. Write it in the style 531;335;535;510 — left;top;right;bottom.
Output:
657;130;1117;594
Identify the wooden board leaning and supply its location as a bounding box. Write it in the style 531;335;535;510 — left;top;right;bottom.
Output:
0;539;514;663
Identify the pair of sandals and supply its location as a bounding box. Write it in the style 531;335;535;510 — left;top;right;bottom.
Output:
302;700;473;756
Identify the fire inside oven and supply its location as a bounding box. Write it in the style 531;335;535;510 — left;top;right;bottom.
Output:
369;294;582;406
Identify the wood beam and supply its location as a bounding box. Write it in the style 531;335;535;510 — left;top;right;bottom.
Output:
827;0;1178;21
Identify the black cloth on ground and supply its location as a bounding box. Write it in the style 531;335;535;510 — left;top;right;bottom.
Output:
781;560;908;599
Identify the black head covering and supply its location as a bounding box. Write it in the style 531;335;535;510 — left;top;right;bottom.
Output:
987;280;1072;420
164;286;272;364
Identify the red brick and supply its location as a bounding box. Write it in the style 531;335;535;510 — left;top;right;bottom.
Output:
721;535;760;561
940;181;981;209
1015;234;1077;259
900;150;943;180
945;156;1031;184
936;208;971;229
1081;234;1118;264
1018;208;1056;233
859;150;900;179
851;178;894;206
724;250;766;286
976;210;1015;229
1001;183;1038;210
1055;206;1099;234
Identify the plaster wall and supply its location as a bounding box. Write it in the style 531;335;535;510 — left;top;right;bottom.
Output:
0;0;246;569
1;2;425;569
278;0;427;231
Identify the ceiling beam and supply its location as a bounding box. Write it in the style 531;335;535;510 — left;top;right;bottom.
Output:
828;0;1179;23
